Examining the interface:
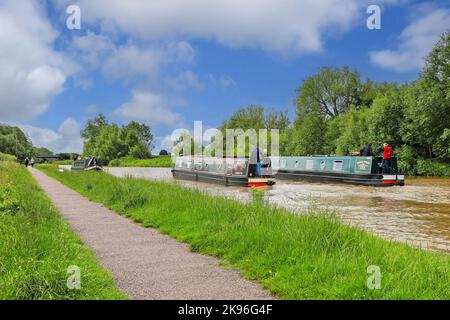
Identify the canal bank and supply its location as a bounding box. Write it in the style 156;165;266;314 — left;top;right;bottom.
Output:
42;164;449;299
103;167;450;253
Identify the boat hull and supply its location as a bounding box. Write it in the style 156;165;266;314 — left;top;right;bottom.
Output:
275;170;404;187
172;169;276;187
172;169;249;186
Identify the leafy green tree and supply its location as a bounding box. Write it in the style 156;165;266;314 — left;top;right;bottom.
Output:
296;66;363;119
0;124;33;160
81;115;154;164
219;105;289;156
119;121;153;158
422;31;450;87
33;147;54;156
288;114;328;155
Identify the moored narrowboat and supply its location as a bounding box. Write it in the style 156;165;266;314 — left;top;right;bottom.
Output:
271;156;404;186
171;156;276;187
71;157;102;171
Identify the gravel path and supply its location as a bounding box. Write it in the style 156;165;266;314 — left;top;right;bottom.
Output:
29;168;272;300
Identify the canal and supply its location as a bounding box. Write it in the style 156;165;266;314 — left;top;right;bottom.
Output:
103;167;450;253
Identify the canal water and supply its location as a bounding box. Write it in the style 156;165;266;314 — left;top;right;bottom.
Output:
102;167;450;253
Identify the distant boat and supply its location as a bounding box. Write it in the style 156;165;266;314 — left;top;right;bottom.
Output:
171;156;275;187
71;157;102;171
271;156;405;186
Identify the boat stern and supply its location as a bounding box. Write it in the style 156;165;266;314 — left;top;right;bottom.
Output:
248;177;276;187
382;174;405;186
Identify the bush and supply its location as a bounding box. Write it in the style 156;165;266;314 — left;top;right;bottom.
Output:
0;152;17;162
109;159;121;167
397;145;418;175
108;156;173;168
416;159;450;177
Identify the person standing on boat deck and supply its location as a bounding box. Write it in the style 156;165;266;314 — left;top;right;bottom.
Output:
362;143;373;156
250;146;261;177
382;143;393;174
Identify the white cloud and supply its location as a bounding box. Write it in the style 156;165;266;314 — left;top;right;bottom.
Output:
370;6;450;72
113;91;184;128
54;0;403;55
72;30;195;82
18;118;83;153
0;0;73;122
208;74;237;88
167;71;203;92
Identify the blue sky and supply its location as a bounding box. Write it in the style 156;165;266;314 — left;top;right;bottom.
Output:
0;0;449;153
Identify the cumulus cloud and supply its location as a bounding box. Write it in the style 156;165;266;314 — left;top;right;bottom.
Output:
113;91;184;128
0;0;73;122
18;118;83;153
72;30;195;83
208;74;237;88
370;6;450;72
54;0;397;55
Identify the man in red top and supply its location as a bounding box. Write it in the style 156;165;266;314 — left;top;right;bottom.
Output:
382;143;393;174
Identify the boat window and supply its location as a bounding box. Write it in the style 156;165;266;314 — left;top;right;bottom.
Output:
295;160;300;168
320;160;326;170
333;160;343;171
306;160;314;170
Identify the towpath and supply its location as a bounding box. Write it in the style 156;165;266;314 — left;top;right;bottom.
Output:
29;167;272;300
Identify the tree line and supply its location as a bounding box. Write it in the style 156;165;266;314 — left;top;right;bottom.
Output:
219;32;450;175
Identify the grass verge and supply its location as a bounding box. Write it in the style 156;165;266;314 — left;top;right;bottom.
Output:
0;152;16;161
109;156;172;168
0;161;126;300
39;164;449;299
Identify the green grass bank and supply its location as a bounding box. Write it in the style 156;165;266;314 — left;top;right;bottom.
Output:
0;161;126;300
39;164;449;300
108;156;173;168
0;152;16;162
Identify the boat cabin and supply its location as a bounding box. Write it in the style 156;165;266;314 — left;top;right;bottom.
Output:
272;156;404;186
172;156;275;187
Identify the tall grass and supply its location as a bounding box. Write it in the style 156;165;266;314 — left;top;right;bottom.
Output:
39;164;449;300
0;152;16;162
0;162;126;300
108;156;173;168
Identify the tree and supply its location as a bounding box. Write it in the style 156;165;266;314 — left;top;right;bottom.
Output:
159;150;169;156
422;31;450;87
81;115;154;164
219;105;289;156
33;147;54;156
288;114;328;156
0;124;33;160
119;121;153;158
296;66;363;119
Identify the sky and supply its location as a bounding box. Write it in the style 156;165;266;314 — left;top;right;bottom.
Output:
0;0;449;153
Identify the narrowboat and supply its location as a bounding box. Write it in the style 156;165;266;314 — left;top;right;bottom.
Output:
271;156;405;186
71;157;102;171
171;156;276;187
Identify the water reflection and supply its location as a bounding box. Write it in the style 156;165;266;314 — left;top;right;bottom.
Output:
104;167;450;253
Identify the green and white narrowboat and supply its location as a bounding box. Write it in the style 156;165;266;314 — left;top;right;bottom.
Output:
271;156;405;186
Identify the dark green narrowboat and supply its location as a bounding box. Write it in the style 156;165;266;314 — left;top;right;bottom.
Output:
172;156;275;187
271;156;405;186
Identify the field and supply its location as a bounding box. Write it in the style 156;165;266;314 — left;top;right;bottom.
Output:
0;161;126;300
109;156;173;168
39;164;449;299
